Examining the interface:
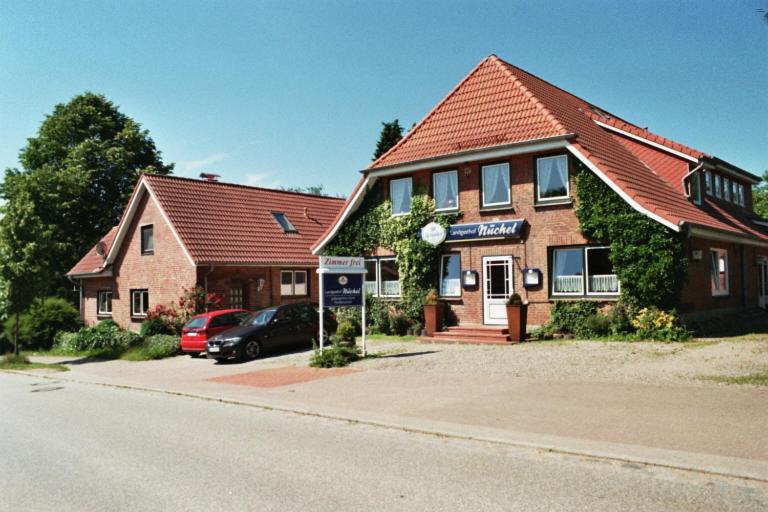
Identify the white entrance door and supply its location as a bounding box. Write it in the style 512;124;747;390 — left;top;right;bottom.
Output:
759;258;768;308
482;256;514;325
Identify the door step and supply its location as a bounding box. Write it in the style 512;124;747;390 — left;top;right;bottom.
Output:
420;324;517;345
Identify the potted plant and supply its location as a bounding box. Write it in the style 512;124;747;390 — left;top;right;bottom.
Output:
506;293;528;343
422;289;444;336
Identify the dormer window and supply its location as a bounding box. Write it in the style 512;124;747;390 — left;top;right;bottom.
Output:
690;173;702;205
704;171;713;195
271;212;298;233
723;177;731;202
714;175;722;199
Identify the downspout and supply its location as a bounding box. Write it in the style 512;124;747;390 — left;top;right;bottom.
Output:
67;275;83;316
681;163;705;198
203;265;215;312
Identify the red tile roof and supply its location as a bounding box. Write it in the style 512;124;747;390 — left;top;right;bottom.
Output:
69;175;345;275
68;226;118;276
363;55;764;242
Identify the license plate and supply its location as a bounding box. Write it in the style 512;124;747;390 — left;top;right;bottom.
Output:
187;332;198;336
208;346;220;353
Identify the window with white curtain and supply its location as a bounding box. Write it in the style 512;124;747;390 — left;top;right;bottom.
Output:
439;254;461;297
390;177;413;215
280;270;308;296
433;170;459;211
551;246;619;297
552;248;584;295
710;248;729;296
536;155;569;202
481;163;510;208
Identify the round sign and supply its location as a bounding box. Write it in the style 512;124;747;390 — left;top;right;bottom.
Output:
420;222;447;246
338;275;348;285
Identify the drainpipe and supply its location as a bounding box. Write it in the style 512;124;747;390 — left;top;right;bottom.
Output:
203;265;215;312
681;163;705;198
67;275;83;315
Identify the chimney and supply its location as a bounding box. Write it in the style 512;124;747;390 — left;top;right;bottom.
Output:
304;207;309;218
199;173;220;182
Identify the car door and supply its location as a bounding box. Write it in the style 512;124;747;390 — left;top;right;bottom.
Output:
262;307;296;350
208;314;235;338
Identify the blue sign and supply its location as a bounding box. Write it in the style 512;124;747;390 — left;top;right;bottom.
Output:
323;273;363;307
446;220;524;242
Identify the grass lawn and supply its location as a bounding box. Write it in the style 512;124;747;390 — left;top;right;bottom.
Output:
700;370;768;387
365;334;418;343
0;354;69;372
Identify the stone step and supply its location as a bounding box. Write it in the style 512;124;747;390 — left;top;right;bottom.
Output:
446;325;509;335
432;330;510;341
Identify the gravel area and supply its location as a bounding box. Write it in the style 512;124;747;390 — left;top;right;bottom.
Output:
348;337;768;386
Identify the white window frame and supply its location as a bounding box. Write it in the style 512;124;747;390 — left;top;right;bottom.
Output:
390;177;413;216
704;171;713;195
280;270;308;297
131;289;149;317
481;162;511;208
536;155;570;203
710;248;729;297
439;253;462;298
140;224;154;255
690;173;702;205
714;175;722;199
585;246;621;296
97;290;113;316
551;246;620;297
432;170;460;212
723;177;731;202
378;258;401;297
364;258;379;296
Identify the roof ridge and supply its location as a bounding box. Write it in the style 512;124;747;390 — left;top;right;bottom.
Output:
489;56;569;136
142;173;346;202
368;55;497;170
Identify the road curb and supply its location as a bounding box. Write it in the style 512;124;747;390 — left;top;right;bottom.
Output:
12;369;768;485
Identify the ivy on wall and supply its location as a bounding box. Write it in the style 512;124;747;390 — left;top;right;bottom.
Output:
324;181;460;320
574;163;688;310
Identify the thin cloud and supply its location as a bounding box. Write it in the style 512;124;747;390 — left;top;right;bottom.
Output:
181;152;230;173
246;172;279;188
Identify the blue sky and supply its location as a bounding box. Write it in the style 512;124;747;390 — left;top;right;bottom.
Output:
1;1;766;196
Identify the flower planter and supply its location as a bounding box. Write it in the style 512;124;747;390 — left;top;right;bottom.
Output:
506;303;528;342
423;303;445;337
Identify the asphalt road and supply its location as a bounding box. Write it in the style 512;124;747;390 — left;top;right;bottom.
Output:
0;372;765;512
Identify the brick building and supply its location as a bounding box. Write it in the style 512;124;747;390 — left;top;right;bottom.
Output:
68;174;344;330
313;55;768;330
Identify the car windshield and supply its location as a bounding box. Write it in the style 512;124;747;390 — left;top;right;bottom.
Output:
184;317;208;329
244;309;276;326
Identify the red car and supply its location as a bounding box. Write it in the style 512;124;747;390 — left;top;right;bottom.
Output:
180;309;250;355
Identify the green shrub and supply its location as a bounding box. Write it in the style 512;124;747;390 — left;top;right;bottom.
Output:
581;314;611;337
331;308;362;335
388;312;412;336
2;353;29;365
0;332;12;355
367;294;392;334
549;301;599;335
607;303;634;335
53;320;141;355
631;308;692;341
140;317;176;337
138;334;180;359
2;297;80;350
309;344;360;368
336;322;356;344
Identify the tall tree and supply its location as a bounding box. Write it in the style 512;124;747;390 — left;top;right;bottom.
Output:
752;170;768;219
0;92;173;300
373;119;404;160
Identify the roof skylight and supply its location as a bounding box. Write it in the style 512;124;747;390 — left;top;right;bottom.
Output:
271;212;298;233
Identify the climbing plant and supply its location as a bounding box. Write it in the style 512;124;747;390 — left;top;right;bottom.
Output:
574;163;688;310
324;182;460;320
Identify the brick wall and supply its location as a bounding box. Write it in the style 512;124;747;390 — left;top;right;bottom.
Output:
203;266;320;312
81;277;115;326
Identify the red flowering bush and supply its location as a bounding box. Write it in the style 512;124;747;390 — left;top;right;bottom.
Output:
178;287;224;321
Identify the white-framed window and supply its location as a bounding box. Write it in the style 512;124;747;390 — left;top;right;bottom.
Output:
704;171;713;195
390;177;413;215
439;253;461;297
690;173;702;205
131;289;149;317
97;290;112;316
433;170;459;211
536;155;570;202
481;162;511;208
551;246;619;297
141;225;154;255
723;177;731;202
379;258;401;297
714;175;722;199
364;259;378;296
281;270;308;296
710;248;729;296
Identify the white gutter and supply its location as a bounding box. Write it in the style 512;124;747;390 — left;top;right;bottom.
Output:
566;144;680;232
681;163;705;199
687;226;768;249
312;177;371;255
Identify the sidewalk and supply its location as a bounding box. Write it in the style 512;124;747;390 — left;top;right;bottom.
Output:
25;345;768;482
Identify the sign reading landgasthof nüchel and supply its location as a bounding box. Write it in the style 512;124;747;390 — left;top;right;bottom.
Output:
445;219;524;242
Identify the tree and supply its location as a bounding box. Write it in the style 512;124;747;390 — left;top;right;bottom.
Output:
280;184;327;196
0;92;173;300
752;170;768;219
373;119;404;160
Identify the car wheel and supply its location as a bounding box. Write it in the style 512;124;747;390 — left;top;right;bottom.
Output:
313;329;330;345
243;339;262;360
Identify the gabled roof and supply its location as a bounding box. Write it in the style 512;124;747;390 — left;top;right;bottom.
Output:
349;55;764;245
69;175;345;276
67;226;118;277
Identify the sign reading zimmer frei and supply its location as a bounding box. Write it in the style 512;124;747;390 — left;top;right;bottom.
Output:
317;255;368;355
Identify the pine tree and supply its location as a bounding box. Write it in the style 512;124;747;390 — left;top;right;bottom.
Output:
373;119;404;160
